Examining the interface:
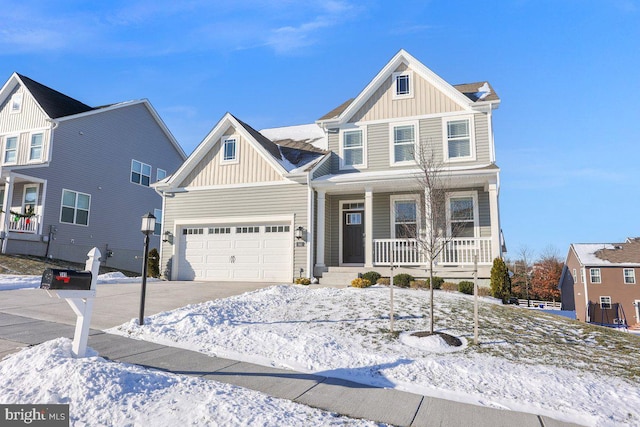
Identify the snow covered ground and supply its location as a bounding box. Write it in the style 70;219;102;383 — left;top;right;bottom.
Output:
2;280;639;426
0;272;154;291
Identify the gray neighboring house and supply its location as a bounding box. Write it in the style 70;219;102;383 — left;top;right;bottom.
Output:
156;49;504;284
0;73;186;271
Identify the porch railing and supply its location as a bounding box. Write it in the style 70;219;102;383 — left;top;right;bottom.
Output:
373;237;493;266
7;215;40;233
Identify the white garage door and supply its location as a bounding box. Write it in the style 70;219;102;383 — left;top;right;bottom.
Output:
177;223;292;282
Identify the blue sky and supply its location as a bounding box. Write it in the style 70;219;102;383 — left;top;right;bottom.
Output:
1;0;638;260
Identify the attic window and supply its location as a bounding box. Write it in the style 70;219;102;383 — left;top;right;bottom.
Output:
392;71;413;99
10;93;23;113
221;137;238;164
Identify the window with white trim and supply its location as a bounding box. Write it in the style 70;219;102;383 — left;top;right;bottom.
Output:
60;189;90;226
392;198;418;238
221;137;238;163
346;213;362;225
392;71;413;99
237;226;259;233
600;296;611;309
391;123;416;164
624;268;636;284
22;185;37;216
131;160;151;186
156;168;167;182
10;93;22;113
444;117;474;161
590;268;601;284
580;269;585;284
29;133;43;161
182;228;203;235
447;192;477;238
265;225;290;233
3;136;17;164
209;227;231;234
341;129;364;168
153;208;162;236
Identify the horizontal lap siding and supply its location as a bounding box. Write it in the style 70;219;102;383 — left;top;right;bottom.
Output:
162;183;308;280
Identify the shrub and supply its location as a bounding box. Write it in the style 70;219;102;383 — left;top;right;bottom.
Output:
393;273;414;288
426;276;444;289
377;277;390;286
294;277;311;285
148;248;160;278
351;278;372;288
410;279;427;289
361;271;381;285
478;287;491;297
458;280;475;295
441;282;457;291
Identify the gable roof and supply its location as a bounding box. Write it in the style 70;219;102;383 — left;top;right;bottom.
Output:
571;239;640;266
161;113;326;190
317;50;500;123
15;73;94;118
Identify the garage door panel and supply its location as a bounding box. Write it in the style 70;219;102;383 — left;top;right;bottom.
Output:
263;254;287;264
205;255;231;264
263;269;289;280
235;254;260;264
263;239;290;249
233;269;261;279
184;255;204;264
205;269;233;280
207;240;233;250
185;241;205;249
234;240;261;249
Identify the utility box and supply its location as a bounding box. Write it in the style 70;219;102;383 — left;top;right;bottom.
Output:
41;269;93;291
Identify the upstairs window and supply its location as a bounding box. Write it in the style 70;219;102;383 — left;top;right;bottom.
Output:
60;189;90;226
29;133;43;161
392;123;417;164
392;71;413;99
131;160;151;186
3;136;17;164
590;268;601;284
624;268;636;284
340;128;365;169
221;137;238;163
10;93;22;113
156;168;167;182
444;117;475;161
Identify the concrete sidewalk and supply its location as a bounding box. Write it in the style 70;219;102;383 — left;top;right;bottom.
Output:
0;282;584;426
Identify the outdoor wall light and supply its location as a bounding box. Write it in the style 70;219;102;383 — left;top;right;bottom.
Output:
139;212;156;326
162;230;173;243
295;226;304;240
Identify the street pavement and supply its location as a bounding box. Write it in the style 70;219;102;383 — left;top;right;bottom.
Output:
0;281;584;427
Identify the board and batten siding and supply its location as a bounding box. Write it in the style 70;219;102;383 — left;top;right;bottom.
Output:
13;102;185;272
348;64;464;123
162;182;309;280
0;85;50;133
179;125;283;187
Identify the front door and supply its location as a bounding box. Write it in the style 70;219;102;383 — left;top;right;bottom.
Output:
343;210;364;264
635;300;640;325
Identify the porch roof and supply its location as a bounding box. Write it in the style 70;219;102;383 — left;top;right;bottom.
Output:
311;164;499;194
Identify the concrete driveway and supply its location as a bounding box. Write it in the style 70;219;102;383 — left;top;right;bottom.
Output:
0;280;279;330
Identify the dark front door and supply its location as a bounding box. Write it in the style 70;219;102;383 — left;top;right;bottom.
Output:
343;211;364;264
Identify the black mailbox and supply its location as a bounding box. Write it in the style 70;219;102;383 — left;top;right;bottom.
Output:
41;269;93;291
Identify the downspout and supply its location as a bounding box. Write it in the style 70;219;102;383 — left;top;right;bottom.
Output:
307;172;314;279
582;265;590;322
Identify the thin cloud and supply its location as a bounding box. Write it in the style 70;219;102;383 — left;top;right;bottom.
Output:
390;24;434;36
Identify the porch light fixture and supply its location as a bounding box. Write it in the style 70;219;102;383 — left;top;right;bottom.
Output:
295;226;304;240
139;212;156;326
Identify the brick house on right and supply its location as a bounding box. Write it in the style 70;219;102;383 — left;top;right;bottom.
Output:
559;238;640;327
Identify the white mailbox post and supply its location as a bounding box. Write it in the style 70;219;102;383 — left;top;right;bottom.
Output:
43;247;101;357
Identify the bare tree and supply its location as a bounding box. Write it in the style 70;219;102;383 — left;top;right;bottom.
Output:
514;246;535;306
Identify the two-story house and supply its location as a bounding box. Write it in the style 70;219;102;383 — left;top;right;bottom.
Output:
559;239;640;328
156;50;504;284
0;73;186;272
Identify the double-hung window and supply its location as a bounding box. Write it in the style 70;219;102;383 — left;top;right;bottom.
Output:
131;160;151;186
391;122;417;164
600;296;612;309
392;197;418;238
624;268;636;284
29;133;43;161
444;117;474;161
4;136;17;164
156;168;167;182
341;128;365;168
590;268;601;284
221;137;238;163
60;189;90;226
447;192;477;238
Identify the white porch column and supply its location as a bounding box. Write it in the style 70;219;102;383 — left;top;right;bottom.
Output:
1;175;14;254
315;190;326;268
364;187;373;268
487;183;501;259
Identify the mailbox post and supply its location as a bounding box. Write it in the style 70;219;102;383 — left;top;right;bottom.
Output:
41;247;101;357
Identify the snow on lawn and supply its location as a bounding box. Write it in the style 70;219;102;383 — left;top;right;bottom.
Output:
113;285;640;427
0;272;149;290
0;338;383;427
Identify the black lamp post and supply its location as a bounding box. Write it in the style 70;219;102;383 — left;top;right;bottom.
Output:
139;212;156;326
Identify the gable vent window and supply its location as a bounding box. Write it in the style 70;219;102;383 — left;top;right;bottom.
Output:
10;93;22;113
392;71;413;99
221;137;238;163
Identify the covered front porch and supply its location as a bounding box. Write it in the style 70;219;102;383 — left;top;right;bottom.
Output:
312;167;502;279
0;172;46;246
